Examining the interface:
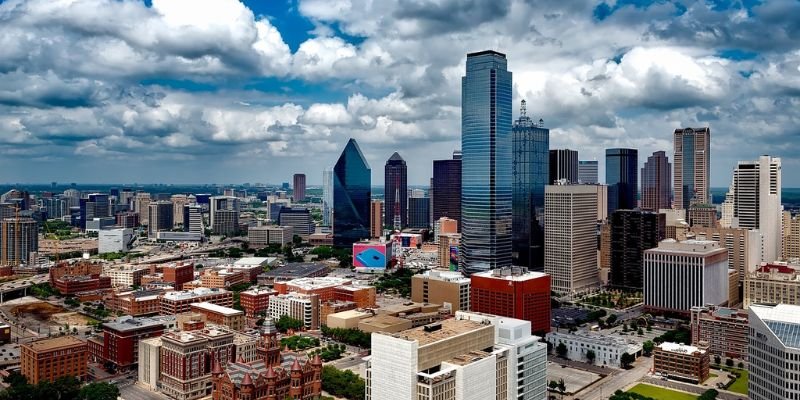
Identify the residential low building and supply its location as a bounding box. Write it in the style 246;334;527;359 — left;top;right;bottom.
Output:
53;274;112;295
545;331;642;367
239;287;277;318
273;276;376;308
653;342;710;384
109;289;166;316
105;265;150;288
102;315;175;370
690;305;748;360
201;268;246;289
412;270;470;312
190;302;245;332
160;288;233;315
248;225;293;247
21;336;87;384
744;262;800;309
267;293;320;330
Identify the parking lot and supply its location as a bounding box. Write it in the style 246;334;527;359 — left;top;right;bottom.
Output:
546;362;603;394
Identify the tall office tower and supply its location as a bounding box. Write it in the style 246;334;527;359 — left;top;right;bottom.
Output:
278;207;314;239
733;155;782;263
322;167;333;226
170;194;188;228
512;100;549;270
432;151;462;228
1;218;38;266
183;205;204;234
42;197;66;219
460;50;513;274
748;304;800;400
786;214;800;260
610;210;665;290
641;151;672;211
135;192;151;226
544;185;600;295
293;173;306;202
673;127;711;209
408;197;431;229
384;152;408;230
333;139;371;248
548;149;578;184
79;193;110;230
370;200;383;238
644;240;729;315
367;316;547;400
578;160;598;184
210;196;240;236
62;189;80;209
606;148;638;215
147;201;174;238
720;181;735;228
119;189;134;209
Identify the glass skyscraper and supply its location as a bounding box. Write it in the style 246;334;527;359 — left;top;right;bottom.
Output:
432;151;462;228
322;167;333;227
460;50;513;274
333;139;371;247
606;148;638;215
673;127;710;209
512;100;549;270
384;152;407;229
641;151;672;211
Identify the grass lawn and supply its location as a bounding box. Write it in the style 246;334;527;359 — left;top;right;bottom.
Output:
725;368;749;394
627;384;697;400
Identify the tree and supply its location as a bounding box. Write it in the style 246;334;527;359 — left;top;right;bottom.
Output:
737;361;744;369
637;328;644;335
586;350;596;364
620;352;635;369
642;340;654;356
606;314;618;325
79;382;120;400
556;342;568;358
275;315;304;333
725;358;734;367
321;366;365;400
557;378;566;399
714;355;721;365
548;380;558;391
698;389;719;400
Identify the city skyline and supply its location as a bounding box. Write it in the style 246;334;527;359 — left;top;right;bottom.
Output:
0;1;798;186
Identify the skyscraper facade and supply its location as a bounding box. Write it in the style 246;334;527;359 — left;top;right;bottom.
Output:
370;200;383;239
748;304;800;400
610;210;665;290
733;155;782;263
432;151;461;228
674;127;710;209
578;160;598;184
548;149;578;184
408;197;430;229
333;139;371;248
606;148;638;215
210;196;239;236
1;217;38;266
460;50;513;274
512;100;549;270
293;173;306;202
384;152;408;230
544;185;600;295
322;167;333;227
641;151;672;211
148;201;174;238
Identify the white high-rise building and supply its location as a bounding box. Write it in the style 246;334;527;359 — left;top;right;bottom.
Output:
720;181;735;228
644;240;729;314
322;167;334;227
748;303;800;400
733;156;782;263
366;314;547;400
98;228;133;254
544;184;600;295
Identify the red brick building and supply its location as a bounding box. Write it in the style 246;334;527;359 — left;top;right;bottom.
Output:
49;260;103;283
470;267;551;334
163;263;195;290
21;336;87;384
109;289;167;316
53;274;111;295
160;288;233;315
102;316;170;370
240;288;278;318
211;356;322;400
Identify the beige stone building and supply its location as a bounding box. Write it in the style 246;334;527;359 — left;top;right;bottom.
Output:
744;262;800;309
411;270;470;312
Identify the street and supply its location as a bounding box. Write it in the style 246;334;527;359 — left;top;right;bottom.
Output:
569;355;653;400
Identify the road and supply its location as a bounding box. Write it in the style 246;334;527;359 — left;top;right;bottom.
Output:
569;356;653;400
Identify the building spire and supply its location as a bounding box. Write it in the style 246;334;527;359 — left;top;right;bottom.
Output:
520;99;527;118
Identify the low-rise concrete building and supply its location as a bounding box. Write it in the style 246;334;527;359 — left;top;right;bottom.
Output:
545;331;642;367
690;305;748;360
190;302;245;332
653;342;710;384
327;309;371;329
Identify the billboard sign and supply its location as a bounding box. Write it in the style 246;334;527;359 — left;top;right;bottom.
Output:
353;243;388;270
449;246;459;271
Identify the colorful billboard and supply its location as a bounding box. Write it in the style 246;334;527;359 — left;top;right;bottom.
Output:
449;246;459;271
353;243;389;270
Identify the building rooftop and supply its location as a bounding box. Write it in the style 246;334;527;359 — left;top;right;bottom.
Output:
23;336;85;352
379;302;441;316
283;277;351;290
416;270;470;284
234;257;277;266
191;302;243;317
162;287;229;301
658;342;705;354
104;316;173;332
241;287;279;296
648;239;726;255
388;319;489;347
259;263;328;279
471;267;548;282
329;309;371;320
444;350;491;366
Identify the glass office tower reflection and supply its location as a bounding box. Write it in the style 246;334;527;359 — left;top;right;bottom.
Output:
333;139;371;247
460;50;513;274
512;100;549;271
606;148;638;215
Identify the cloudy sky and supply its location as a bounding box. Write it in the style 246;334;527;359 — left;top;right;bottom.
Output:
1;0;798;186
